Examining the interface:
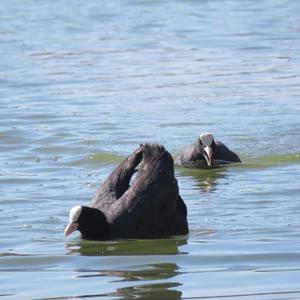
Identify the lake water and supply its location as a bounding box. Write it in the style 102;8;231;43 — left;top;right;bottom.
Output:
1;0;300;299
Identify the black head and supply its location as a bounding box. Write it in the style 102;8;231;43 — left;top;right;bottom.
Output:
65;206;110;240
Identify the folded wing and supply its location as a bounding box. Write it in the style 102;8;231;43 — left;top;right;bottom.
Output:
92;144;188;238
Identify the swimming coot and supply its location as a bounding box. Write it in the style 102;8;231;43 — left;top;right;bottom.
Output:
175;133;241;167
65;144;189;240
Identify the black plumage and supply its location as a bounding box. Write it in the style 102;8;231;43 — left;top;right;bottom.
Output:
175;133;241;167
65;144;188;240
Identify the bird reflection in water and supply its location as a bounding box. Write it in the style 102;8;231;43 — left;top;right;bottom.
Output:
84;264;182;299
100;263;182;299
65;240;184;299
65;237;187;256
115;280;182;299
177;163;226;193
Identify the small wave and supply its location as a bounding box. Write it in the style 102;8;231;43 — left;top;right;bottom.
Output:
89;153;124;165
239;152;300;169
64;152;125;167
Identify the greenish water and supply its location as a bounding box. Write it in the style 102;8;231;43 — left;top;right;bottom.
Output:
1;0;300;299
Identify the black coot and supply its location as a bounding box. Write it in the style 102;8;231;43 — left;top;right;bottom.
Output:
65;144;189;240
175;133;241;167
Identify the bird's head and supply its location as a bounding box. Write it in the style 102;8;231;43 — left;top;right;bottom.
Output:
64;206;110;240
198;132;214;166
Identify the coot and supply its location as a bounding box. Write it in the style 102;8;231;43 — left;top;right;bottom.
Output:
175;133;241;167
65;144;189;240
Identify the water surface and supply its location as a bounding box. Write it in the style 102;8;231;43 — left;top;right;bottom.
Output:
1;0;300;299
